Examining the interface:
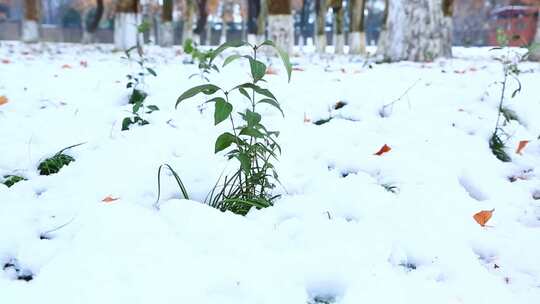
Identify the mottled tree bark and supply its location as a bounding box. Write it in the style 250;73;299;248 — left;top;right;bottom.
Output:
531;18;540;61
267;0;293;54
378;0;452;62
183;0;195;43
349;0;366;54
248;0;261;35
315;0;328;52
114;0;141;50
257;0;268;38
194;0;207;44
160;0;174;46
23;0;39;42
82;0;104;43
330;0;344;54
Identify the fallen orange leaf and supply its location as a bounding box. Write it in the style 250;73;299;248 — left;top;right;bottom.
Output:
515;140;529;155
61;64;72;69
266;67;278;75
473;209;494;227
303;112;311;123
102;196;120;203
374;144;392;156
0;96;8;106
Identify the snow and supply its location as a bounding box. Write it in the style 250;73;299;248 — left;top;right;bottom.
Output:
1;41;540;303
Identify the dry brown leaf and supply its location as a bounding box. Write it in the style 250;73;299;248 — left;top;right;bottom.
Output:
1;59;10;64
102;196;120;203
292;67;305;72
79;60;88;68
61;64;72;69
473;209;494;227
0;96;8;106
515;140;529;155
374;144;392;156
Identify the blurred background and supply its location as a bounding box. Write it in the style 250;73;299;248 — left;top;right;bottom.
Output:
0;0;539;47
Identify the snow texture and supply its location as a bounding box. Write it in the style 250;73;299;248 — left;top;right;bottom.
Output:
0;42;540;304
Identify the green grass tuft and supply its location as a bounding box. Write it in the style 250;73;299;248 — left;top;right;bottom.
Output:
489;133;511;162
38;154;75;175
2;175;26;187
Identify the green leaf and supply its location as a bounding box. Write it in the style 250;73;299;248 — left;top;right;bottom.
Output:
245;110;261;126
260;40;292;82
223;54;243;67
122;117;132;131
176;84;221;108
257;98;284;116
215;132;236;153
146;68;157;77
133;101;142;113
183;39;194;53
239;127;264;138
146;105;159;113
238;87;251;101
214;99;233;125
137;21;151;33
249;59;266;82
237;153;251;174
210;40;248;63
129;89;147;104
233;83;277;101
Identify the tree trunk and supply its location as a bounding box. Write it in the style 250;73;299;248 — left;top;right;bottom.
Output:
298;0;310;46
160;0;174;46
330;0;344;54
349;0;366;54
378;0;452;62
183;0;195;43
257;0;268;42
194;0;207;44
23;0;39;43
315;0;328;53
531;14;540;60
82;0;104;44
248;0;261;36
267;0;293;54
219;1;229;44
114;0;141;50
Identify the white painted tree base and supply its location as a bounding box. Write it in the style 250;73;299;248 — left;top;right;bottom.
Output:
81;32;95;44
247;34;257;45
298;36;305;47
530;21;540;61
335;34;345;54
267;15;294;55
193;34;201;45
379;0;452;62
114;13;142;50
160;22;174;47
22;20;39;43
316;34;327;53
349;32;366;55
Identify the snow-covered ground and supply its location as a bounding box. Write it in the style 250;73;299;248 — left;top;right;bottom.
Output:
1;41;540;304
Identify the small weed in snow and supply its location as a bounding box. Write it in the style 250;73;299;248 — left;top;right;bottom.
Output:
121;46;159;131
2;175;26;187
168;40;291;215
38;143;83;175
